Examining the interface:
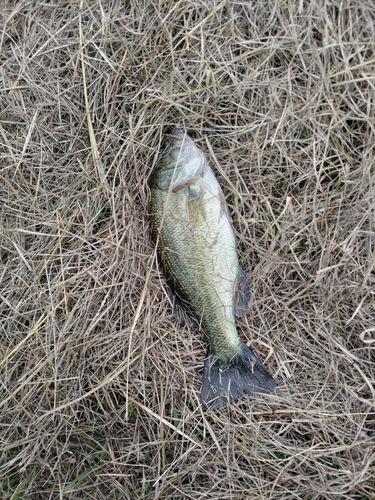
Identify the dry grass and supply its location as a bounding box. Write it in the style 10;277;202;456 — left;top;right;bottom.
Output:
1;0;374;498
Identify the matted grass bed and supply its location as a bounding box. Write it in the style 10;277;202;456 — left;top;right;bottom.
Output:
1;1;374;498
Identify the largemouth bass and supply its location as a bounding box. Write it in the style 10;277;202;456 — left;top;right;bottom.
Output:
150;131;276;408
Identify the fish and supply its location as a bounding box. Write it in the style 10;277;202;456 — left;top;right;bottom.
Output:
149;131;276;408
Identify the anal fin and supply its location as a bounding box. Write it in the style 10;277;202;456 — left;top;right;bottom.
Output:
234;266;252;318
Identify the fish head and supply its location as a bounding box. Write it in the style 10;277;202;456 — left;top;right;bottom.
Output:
151;131;206;192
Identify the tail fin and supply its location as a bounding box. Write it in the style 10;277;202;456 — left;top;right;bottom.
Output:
200;341;276;409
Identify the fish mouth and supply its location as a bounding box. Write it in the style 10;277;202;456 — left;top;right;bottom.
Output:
151;130;206;192
157;131;202;172
162;130;193;152
162;127;187;138
156;129;188;158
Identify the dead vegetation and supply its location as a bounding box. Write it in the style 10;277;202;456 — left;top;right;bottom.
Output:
0;0;374;498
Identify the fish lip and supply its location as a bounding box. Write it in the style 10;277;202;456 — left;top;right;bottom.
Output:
163;129;190;140
161;130;194;158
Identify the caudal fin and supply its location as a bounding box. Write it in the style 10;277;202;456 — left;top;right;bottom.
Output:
200;341;276;409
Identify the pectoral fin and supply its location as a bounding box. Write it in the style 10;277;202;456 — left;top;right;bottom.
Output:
234;267;252;318
186;184;204;232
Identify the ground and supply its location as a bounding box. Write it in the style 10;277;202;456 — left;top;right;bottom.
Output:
0;1;374;499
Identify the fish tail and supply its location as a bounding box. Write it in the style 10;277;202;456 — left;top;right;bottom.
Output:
200;341;276;409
